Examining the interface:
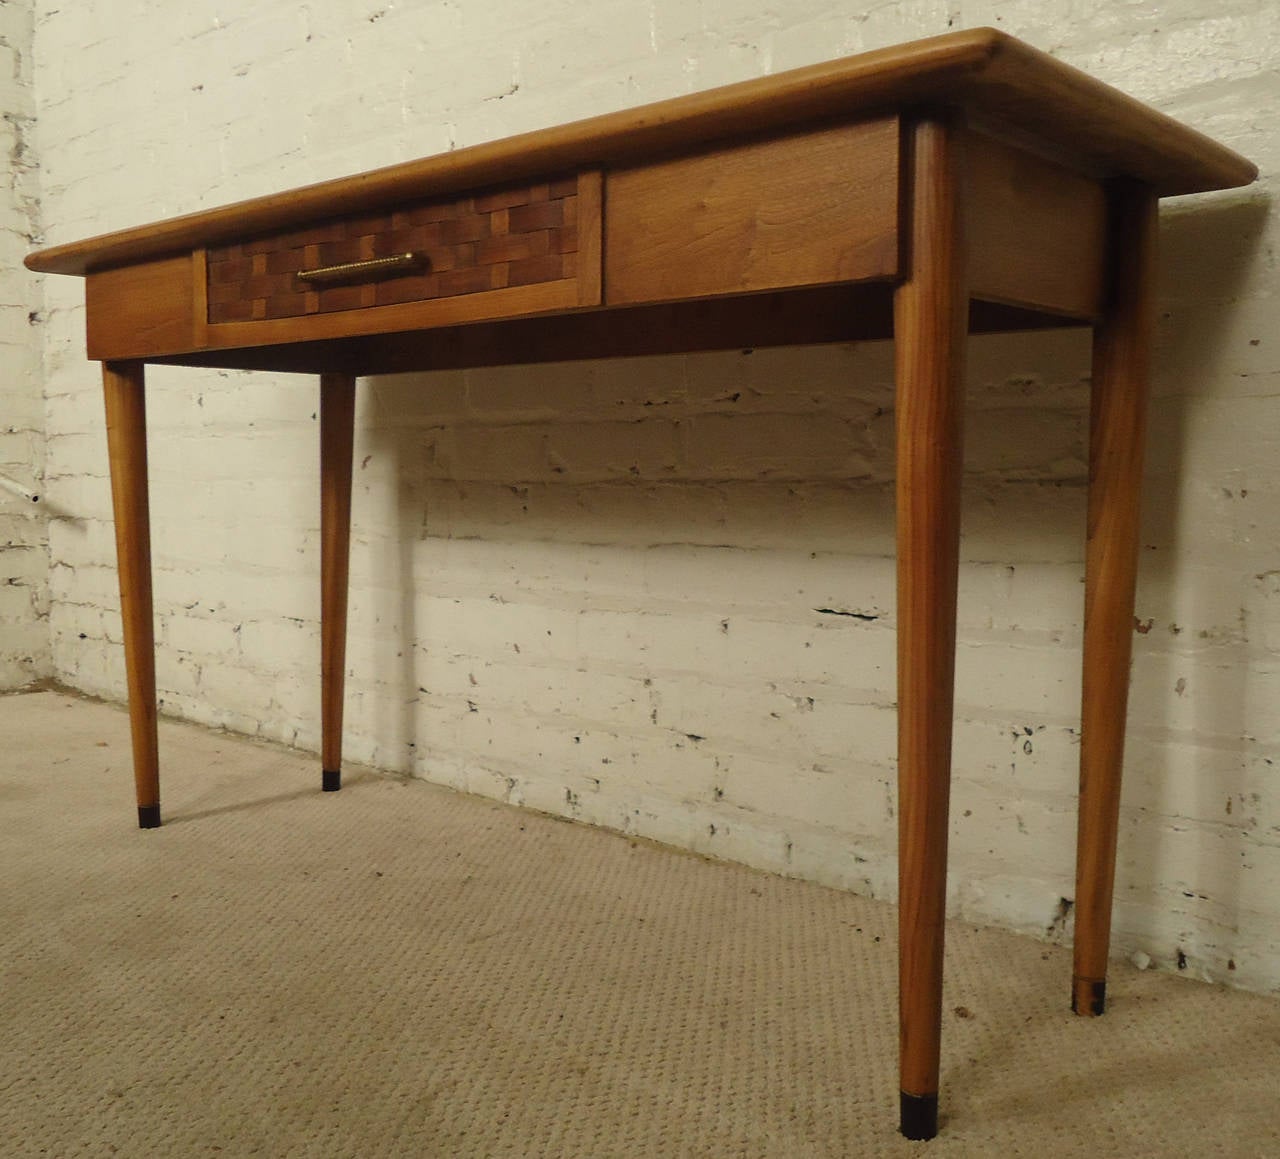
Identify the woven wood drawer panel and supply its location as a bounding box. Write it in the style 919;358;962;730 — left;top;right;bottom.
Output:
206;176;580;324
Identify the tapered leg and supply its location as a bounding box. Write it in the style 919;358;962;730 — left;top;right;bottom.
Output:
894;114;968;1142
320;373;357;792
102;361;160;829
1073;183;1158;1016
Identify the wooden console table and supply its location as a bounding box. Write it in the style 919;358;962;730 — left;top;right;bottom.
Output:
27;29;1255;1140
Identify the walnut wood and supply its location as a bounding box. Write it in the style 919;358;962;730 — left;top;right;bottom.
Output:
148;290;1080;377
605;118;899;304
320;373;357;786
894;113;968;1132
202;276;581;353
967;131;1107;319
72;120;1111;371
1073;182;1158;1015
576;170;603;307
88;255;196;361
206;177;582;324
102;361;161;827
192;249;210;349
26;30;1254;278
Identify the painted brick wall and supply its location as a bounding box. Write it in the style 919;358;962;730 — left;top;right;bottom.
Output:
30;1;1280;993
0;0;46;690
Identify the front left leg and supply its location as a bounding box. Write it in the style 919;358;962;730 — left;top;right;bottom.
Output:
103;360;161;828
320;372;356;792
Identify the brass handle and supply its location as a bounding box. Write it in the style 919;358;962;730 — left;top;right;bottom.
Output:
296;251;427;287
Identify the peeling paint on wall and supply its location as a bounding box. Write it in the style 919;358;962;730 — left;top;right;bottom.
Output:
0;0;47;691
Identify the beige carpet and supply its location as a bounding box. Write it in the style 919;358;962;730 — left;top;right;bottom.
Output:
1;689;1277;1157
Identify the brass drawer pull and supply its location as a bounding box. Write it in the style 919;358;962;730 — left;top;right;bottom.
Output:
296;251;428;286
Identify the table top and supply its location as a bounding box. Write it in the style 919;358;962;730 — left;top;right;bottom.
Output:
27;28;1256;279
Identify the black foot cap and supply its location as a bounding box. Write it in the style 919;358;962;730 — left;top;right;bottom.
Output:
138;805;161;829
1072;977;1107;1017
322;768;341;792
900;1092;938;1141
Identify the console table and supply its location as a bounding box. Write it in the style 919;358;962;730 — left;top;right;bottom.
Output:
27;29;1256;1140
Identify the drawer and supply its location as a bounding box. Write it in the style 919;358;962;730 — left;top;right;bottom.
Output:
85;171;602;361
205;172;601;330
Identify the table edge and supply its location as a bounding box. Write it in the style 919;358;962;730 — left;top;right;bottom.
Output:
27;27;1257;278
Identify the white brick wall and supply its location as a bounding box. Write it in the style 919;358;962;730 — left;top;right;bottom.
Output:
28;1;1280;994
0;0;46;690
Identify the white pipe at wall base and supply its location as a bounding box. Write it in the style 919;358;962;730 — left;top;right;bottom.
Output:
0;473;40;503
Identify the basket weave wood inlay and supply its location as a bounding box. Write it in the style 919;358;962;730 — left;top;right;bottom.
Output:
206;176;580;324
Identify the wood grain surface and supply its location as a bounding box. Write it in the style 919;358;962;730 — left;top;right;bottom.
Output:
967;131;1107;319
27;29;1254;277
894;113;968;1114
1073;181;1158;1017
320;373;357;786
605;118;899;304
206;177;582;324
87;256;195;361
101;361;160;825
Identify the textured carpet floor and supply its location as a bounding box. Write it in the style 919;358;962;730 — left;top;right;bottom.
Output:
1;689;1277;1157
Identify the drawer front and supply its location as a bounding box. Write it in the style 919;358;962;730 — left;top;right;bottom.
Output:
205;173;597;326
